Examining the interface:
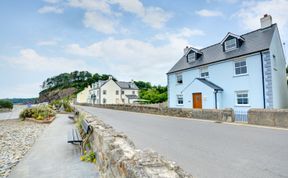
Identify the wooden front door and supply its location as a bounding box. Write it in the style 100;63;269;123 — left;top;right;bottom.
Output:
193;93;202;109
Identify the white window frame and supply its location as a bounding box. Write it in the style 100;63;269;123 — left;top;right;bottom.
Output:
225;38;237;51
176;74;183;84
234;59;248;76
235;91;249;106
200;67;209;78
187;52;196;63
177;95;184;105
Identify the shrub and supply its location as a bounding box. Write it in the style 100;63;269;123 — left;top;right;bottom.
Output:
0;100;13;109
20;105;56;120
80;151;96;163
50;99;74;112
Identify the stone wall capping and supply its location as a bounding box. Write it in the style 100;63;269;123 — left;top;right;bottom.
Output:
76;108;194;178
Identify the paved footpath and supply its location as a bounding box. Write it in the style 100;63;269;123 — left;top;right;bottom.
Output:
8;114;99;178
79;106;288;178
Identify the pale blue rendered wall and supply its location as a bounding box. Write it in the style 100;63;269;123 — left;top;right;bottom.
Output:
269;27;288;108
168;53;264;110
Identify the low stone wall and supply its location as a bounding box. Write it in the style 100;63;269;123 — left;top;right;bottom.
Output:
78;103;234;122
248;109;288;128
78;110;193;178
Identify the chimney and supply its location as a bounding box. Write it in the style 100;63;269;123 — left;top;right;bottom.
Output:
108;75;112;80
184;46;189;54
260;14;272;28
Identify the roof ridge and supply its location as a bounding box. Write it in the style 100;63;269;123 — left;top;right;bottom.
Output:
199;23;276;51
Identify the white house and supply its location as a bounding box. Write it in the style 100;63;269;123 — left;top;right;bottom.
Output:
76;86;91;103
167;15;288;113
89;76;139;104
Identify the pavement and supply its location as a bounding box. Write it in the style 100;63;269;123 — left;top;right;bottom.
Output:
79;106;288;178
0;105;26;121
8;114;99;178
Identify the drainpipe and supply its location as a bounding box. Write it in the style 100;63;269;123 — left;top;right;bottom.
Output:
214;90;218;109
260;51;266;108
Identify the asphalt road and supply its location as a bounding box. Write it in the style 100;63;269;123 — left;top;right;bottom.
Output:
79;106;288;178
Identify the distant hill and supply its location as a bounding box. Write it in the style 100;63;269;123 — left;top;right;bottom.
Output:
2;98;37;104
39;71;115;102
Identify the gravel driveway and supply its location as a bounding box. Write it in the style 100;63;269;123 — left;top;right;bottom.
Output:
0;119;47;177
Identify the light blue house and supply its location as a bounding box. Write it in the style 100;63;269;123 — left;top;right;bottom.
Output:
167;15;288;114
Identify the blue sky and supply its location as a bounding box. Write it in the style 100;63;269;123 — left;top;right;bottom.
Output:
0;0;288;98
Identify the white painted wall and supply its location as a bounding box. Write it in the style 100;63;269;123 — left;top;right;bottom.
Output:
100;80;122;104
168;53;264;110
122;89;139;104
269;27;288;108
76;86;91;103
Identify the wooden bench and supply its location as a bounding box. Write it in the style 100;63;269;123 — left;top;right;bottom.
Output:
67;119;92;145
68;111;79;122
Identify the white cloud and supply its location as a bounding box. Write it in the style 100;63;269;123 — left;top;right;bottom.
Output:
2;49;90;73
65;28;203;84
66;0;171;32
142;7;172;29
236;0;288;45
68;0;112;14
196;9;223;17
83;11;118;34
38;6;63;14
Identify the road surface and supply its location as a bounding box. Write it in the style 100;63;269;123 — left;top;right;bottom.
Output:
79;106;288;178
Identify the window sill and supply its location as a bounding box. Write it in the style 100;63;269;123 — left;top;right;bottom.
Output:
176;104;184;106
233;73;248;77
235;104;250;107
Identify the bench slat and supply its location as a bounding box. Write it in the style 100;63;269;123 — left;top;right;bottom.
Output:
67;129;82;143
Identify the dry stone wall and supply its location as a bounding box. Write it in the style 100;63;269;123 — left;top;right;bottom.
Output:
77;103;234;123
248;109;288;128
78;110;193;178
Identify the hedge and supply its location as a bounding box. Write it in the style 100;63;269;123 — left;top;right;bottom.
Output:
0;100;13;109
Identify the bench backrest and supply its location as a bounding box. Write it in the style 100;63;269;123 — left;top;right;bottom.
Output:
81;119;92;134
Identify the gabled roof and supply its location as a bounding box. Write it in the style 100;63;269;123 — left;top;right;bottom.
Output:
196;78;223;91
185;47;203;55
168;24;277;74
116;81;139;90
220;32;245;44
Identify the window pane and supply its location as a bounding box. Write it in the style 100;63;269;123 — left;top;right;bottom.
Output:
235;62;240;67
243;98;248;104
236;68;241;74
241;61;246;66
241;67;247;74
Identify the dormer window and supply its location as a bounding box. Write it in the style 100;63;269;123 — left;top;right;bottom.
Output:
187;52;196;63
185;47;202;63
225;38;237;51
221;32;245;52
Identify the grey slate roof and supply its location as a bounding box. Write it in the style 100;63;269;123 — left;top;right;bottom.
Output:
116;81;139;90
168;24;277;74
196;78;223;91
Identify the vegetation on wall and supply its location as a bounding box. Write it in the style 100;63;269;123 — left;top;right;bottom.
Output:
134;81;168;104
49;98;74;112
0;100;13;109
